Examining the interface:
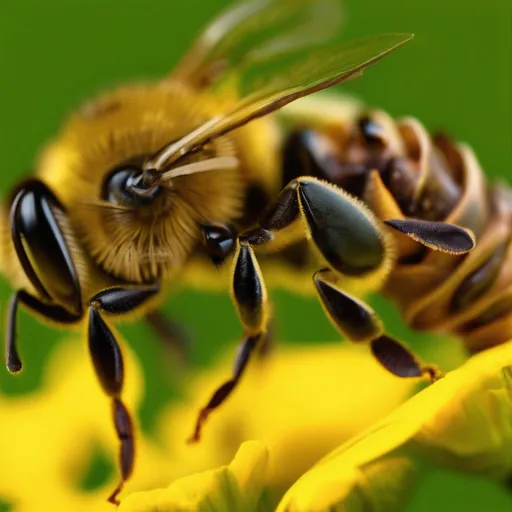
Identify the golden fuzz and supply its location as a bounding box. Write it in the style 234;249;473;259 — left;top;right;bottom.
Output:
36;82;246;282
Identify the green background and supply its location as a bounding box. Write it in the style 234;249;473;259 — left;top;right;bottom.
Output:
0;0;511;510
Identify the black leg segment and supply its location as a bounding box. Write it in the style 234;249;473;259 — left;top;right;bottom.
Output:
371;335;442;382
259;181;300;231
313;270;382;343
108;399;135;505
188;333;260;443
193;177;389;440
88;307;124;397
91;283;160;315
232;243;268;334
6;292;22;373
297;178;385;276
311;271;441;382
9;179;82;315
385;219;475;254
88;296;142;504
7;181;165;504
5;289;81;374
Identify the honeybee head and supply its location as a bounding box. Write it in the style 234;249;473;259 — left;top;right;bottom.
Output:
37;82;245;283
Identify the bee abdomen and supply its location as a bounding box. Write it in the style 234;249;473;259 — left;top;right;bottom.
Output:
281;105;511;353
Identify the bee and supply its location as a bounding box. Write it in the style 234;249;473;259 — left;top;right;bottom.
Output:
0;0;482;504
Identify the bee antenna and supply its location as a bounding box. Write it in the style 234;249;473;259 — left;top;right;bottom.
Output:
145;117;223;171
158;156;239;183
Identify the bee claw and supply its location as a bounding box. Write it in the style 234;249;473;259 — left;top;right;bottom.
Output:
107;483;123;506
422;365;444;383
187;408;212;444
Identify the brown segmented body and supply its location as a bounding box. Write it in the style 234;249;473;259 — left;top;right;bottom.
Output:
277;95;510;353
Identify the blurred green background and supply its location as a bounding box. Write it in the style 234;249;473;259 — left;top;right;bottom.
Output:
0;0;511;510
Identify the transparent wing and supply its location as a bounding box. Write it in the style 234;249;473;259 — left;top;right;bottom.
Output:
149;32;413;171
172;0;344;88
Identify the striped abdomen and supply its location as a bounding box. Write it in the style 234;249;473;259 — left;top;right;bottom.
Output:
281;105;512;353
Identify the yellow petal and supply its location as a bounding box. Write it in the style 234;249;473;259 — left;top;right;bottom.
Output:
278;456;416;512
158;343;417;491
119;468;238;512
119;441;269;512
413;343;512;477
278;340;512;511
230;440;270;506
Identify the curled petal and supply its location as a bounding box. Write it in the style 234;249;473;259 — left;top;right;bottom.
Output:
278;340;512;511
119;441;269;512
278;456;415;512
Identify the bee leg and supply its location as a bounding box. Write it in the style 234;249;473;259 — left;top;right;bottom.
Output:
371;335;441;382
145;310;190;363
87;284;159;504
313;269;441;382
90;284;160;315
188;241;268;443
260;177;390;281
5;290;81;373
187;333;261;443
258;178;439;378
385;219;475;254
202;220;272;353
88;302;133;506
6;292;23;373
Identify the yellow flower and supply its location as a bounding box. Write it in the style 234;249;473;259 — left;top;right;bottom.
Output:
119;441;270;512
127;341;420;509
0;334;459;511
0;338;170;512
114;340;512;512
277;340;512;511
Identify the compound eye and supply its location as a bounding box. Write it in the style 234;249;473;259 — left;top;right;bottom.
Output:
104;166;161;206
